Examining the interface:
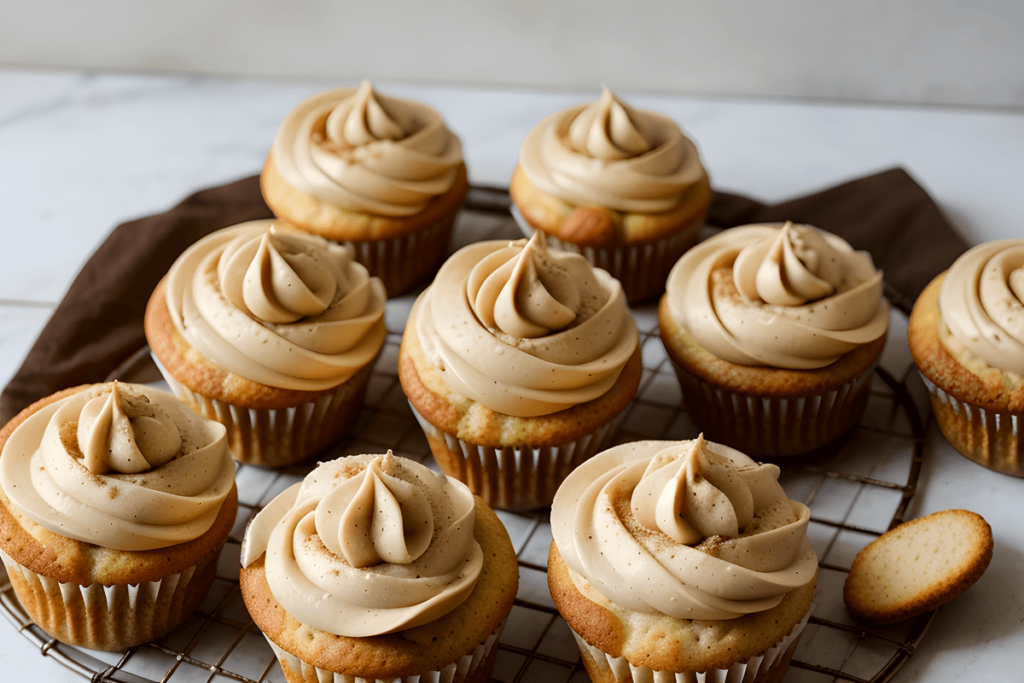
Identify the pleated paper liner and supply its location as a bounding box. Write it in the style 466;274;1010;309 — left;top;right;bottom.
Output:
920;373;1023;476
154;356;371;468
410;404;624;511
0;544;222;652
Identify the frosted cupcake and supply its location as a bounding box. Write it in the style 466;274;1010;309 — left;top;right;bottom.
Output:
660;222;889;456
908;240;1024;475
239;451;517;682
145;220;386;467
0;382;237;651
399;232;641;510
262;81;468;295
549;437;817;682
511;88;711;303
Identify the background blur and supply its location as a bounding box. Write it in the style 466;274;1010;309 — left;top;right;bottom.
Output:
3;0;1023;108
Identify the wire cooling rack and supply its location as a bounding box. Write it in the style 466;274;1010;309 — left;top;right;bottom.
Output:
0;187;933;683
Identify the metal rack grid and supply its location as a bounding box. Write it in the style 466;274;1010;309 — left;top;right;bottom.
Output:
0;188;932;683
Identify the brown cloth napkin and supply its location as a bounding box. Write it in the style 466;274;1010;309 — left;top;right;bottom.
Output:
0;167;967;424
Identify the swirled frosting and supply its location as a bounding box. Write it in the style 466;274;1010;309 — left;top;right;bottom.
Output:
164;221;386;391
518;88;708;213
551;438;816;620
938;240;1024;377
240;452;482;637
413;232;638;417
665;223;889;369
271;81;464;217
0;383;234;551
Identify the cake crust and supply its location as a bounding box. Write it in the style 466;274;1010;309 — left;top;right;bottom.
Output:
146;278;355;411
908;272;1024;414
399;311;642;449
659;295;886;398
510;164;710;247
261;152;469;242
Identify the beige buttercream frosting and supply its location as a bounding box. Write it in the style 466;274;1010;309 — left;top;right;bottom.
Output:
0;383;234;551
412;232;638;417
551;438;817;620
164;220;386;391
271;81;464;217
518;87;708;213
240;452;482;637
938;239;1024;377
665;223;889;369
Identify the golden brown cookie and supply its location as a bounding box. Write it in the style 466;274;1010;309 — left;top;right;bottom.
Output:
843;509;993;625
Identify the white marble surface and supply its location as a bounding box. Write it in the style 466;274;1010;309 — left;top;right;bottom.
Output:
1;67;1023;682
5;1;1024;108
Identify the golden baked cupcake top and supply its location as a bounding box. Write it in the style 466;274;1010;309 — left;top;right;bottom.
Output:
551;436;817;620
270;81;464;218
519;88;707;214
665;222;889;369
409;232;639;417
0;382;234;551
163;220;386;391
937;239;1024;382
241;451;482;637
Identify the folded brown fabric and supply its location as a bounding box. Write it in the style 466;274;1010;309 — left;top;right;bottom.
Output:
0;167;967;424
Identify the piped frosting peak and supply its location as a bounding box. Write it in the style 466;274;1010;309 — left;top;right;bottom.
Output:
271;83;464;217
165;221;386;390
468;232;586;339
665;223;888;369
551;439;816;620
240;453;482;637
316;451;434;568
76;381;182;475
0;383;234;551
518;88;707;213
413;237;638;417
567;88;653;161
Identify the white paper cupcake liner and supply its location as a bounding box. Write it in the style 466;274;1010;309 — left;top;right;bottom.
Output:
511;205;699;304
0;544;220;651
572;606;811;683
345;210;456;297
410;404;625;511
264;618;505;683
154;356;370;468
670;356;878;457
919;373;1023;476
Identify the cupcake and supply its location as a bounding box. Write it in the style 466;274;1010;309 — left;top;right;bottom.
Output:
908;240;1024;475
145;220;386;467
261;81;468;296
239;451;517;683
660;222;889;456
399;232;642;510
0;382;237;651
549;436;818;682
510;87;711;303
